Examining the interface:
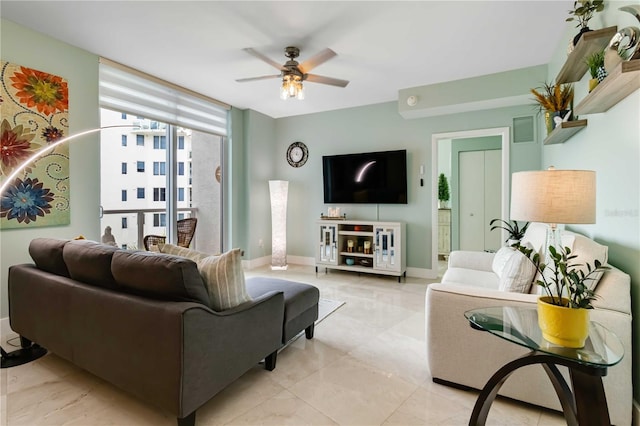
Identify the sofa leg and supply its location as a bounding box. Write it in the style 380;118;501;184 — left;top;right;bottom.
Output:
19;336;32;348
264;351;277;371
305;323;315;339
177;411;195;426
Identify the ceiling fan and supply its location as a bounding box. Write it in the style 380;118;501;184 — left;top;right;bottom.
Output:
236;46;349;99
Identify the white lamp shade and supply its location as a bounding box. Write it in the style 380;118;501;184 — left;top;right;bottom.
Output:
269;180;289;269
510;169;596;224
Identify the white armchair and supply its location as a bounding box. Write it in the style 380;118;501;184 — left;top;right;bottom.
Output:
425;225;633;426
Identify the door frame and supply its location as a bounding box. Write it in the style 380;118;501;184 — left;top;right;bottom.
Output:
431;127;510;275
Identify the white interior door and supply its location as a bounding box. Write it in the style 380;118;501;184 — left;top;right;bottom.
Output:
459;151;484;251
459;149;502;251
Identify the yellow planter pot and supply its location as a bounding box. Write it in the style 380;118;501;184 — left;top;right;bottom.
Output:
537;296;590;348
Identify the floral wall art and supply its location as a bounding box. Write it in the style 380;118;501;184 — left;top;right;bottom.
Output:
0;61;70;229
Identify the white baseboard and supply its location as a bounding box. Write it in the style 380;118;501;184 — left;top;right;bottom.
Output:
633;399;640;426
243;255;439;280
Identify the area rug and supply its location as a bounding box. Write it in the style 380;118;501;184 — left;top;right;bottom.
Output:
283;298;345;347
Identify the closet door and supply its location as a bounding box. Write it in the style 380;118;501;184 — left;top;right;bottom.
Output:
459;149;502;251
459;151;485;251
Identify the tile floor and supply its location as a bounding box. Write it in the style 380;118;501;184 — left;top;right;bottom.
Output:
1;265;565;425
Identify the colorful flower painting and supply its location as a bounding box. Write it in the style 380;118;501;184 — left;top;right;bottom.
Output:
0;61;70;229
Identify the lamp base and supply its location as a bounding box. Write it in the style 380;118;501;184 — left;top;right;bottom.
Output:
1;344;47;368
270;265;288;271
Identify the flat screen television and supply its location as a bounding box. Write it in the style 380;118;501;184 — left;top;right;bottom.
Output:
322;149;408;204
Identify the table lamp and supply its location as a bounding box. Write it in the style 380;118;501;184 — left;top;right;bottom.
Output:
509;166;596;254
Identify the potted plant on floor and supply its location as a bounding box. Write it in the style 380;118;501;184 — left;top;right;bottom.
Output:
517;243;608;348
530;82;574;135
585;49;607;92
438;173;450;208
566;0;606;48
489;219;529;246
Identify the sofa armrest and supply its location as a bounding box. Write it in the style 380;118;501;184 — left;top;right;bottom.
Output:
447;250;495;272
180;290;284;416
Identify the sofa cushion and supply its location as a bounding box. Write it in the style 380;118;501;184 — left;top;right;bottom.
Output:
563;231;608;291
491;247;515;278
159;243;210;262
196;248;252;311
63;240;120;289
28;238;71;277
498;249;536;293
111;250;210;305
441;267;499;290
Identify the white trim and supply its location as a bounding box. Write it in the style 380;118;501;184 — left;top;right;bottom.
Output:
242;255;271;270
633;399;640;426
400;95;531;119
431;127;510;277
287;255;315;266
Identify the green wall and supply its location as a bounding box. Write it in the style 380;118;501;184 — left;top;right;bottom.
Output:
265;101;541;271
0;19;101;318
544;3;640;403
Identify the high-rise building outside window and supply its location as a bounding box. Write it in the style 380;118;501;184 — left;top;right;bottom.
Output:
137;187;145;199
137;161;145;173
136;134;144;146
121;135;127;146
121;163;127;174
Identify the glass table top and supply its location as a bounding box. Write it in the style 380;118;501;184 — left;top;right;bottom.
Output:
464;306;624;368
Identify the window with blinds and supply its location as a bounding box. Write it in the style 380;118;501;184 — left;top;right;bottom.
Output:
99;58;229;136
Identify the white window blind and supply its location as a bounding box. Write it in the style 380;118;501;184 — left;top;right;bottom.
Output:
99;58;229;136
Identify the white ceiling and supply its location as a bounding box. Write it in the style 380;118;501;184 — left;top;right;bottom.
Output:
1;1;571;119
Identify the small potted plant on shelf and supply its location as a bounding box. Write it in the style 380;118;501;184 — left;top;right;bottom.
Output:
530;82;574;135
566;0;606;48
438;173;450;208
585;49;607;92
517;243;608;348
489;219;529;246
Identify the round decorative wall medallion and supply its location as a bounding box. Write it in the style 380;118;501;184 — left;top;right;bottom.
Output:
286;141;308;168
215;165;221;183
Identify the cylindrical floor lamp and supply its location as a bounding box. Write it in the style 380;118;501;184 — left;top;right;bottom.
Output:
269;180;289;270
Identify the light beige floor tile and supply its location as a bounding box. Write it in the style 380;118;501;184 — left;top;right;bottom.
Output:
348;327;428;385
225;389;337;425
382;386;472;425
195;365;286;425
267;337;346;389
289;355;417;425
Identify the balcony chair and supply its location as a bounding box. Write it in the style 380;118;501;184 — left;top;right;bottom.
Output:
143;217;197;251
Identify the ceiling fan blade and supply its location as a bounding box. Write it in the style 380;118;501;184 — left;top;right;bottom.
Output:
236;75;280;83
298;48;337;73
243;48;285;71
305;73;349;88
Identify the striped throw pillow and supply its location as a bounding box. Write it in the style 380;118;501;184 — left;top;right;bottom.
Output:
196;248;252;311
159;243;210;263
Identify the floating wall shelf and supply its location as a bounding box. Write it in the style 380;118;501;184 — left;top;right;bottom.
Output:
544;119;588;145
556;26;618;84
575;59;640;115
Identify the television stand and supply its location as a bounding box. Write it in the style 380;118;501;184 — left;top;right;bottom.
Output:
315;220;406;281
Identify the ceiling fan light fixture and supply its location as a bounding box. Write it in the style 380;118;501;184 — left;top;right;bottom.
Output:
280;74;304;100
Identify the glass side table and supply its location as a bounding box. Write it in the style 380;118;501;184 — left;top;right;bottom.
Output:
464;306;624;426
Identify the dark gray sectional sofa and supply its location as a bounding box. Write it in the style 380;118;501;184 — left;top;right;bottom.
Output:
8;238;318;426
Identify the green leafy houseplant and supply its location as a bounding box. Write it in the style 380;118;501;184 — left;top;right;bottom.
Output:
516;244;608;309
438;173;450;205
566;0;605;30
585;50;605;79
489;219;529;243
